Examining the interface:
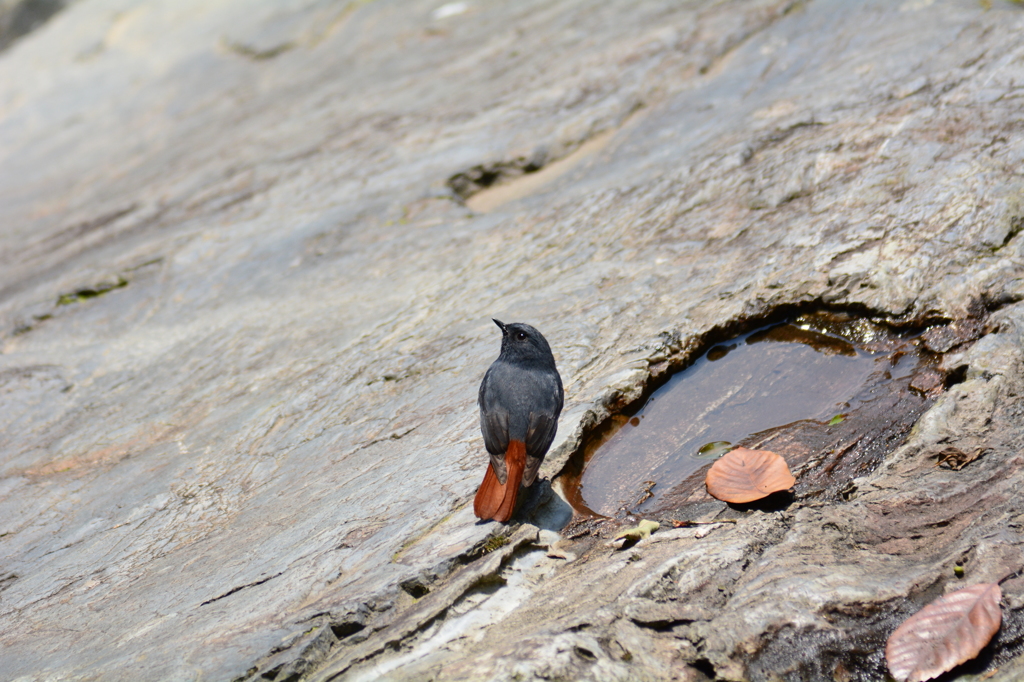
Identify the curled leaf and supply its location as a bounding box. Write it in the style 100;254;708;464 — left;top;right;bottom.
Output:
612;519;659;549
695;441;733;459
934;446;984;471
828;414;845;426
886;583;1002;682
546;543;576;561
704;447;795;503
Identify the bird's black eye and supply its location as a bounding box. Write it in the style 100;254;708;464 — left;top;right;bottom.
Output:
516;331;527;341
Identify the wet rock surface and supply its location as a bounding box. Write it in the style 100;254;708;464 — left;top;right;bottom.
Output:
559;311;946;517
1;0;1024;680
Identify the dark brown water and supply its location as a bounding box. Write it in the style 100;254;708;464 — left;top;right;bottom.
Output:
559;313;934;516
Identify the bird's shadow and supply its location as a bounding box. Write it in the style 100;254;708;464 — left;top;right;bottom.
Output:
471;479;577;531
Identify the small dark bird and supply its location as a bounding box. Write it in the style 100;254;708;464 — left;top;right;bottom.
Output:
474;319;564;523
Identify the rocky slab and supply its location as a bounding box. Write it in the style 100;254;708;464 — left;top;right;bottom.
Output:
1;0;1024;680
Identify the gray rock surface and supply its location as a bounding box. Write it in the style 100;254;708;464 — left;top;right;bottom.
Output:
1;0;1023;680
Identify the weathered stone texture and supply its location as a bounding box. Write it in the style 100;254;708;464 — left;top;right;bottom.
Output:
1;0;1023;680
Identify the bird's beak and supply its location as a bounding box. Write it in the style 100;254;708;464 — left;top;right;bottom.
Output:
492;319;507;335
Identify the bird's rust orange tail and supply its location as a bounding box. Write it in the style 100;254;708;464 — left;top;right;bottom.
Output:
474;462;503;521
474;440;526;522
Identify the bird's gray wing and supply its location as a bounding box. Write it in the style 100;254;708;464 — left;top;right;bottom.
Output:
522;369;564;486
522;410;557;487
479;367;510;484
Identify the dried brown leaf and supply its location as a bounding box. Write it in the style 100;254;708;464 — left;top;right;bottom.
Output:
704;447;795;503
886;583;1002;682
